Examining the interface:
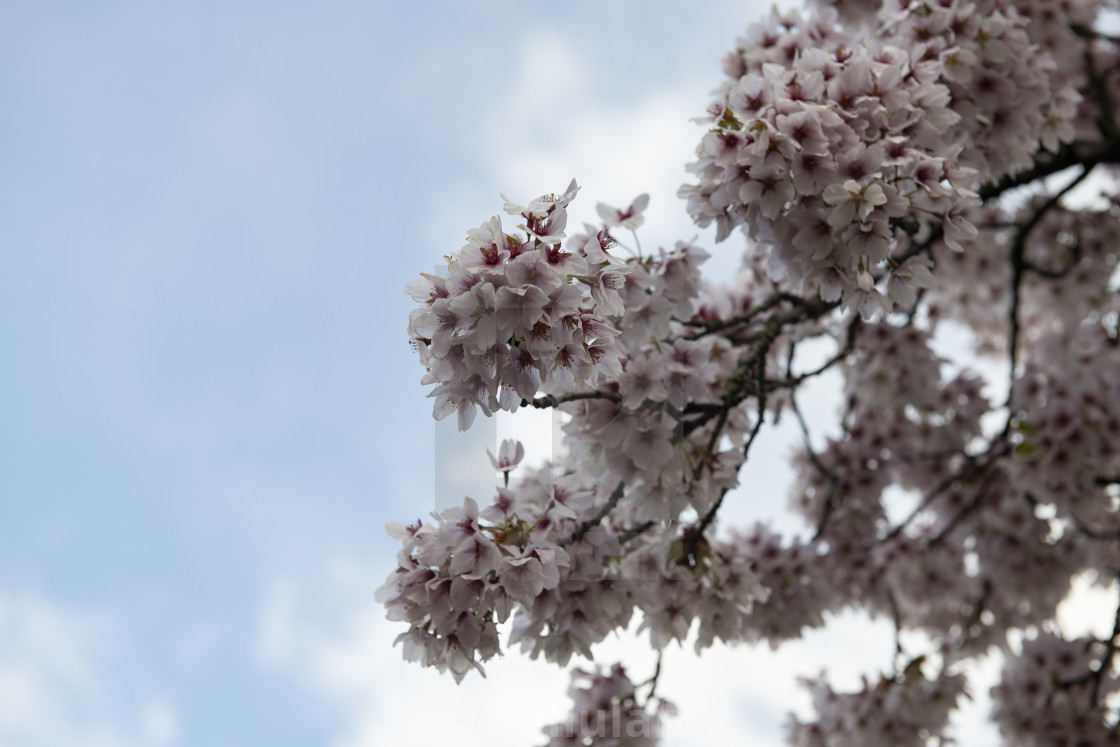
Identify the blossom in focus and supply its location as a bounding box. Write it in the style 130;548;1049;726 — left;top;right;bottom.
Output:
488;438;525;473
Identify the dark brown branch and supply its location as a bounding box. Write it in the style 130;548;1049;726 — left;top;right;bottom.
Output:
886;586;905;675
929;468;1001;546
692;354;770;540
978;138;1120;204
619;520;656;545
1071;23;1120;46
561;480;626;546
528;390;620;409
879;441;1009;545
704;408;730;458
787;391;842;542
1003;164;1095;436
681;292;814;339
681;300;837;442
765;324;858;395
1090;576;1120;708
1073;23;1120;139
641;651;664;707
1068;510;1120;541
1022;228;1081;280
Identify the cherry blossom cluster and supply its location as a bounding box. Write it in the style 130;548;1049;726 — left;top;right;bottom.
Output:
557;345;743;524
880;0;1082;180
964;478;1089;651
681;0;1092;313
623;529;769;652
375;460;577;681
801;0;1090;176
385;0;1120;743
405;180;627;430
787;665;966;747
680;4;981;312
507;519;634;667
725;525;842;645
1017;197;1120;336
810;0;882;23
1010;323;1120;550
790;323;988;542
927;190;1120;352
540;664;675;747
990;632;1120;746
547;237;756;525
378;445;656;679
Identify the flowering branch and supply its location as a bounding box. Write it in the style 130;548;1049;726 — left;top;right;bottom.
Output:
385;2;1120;744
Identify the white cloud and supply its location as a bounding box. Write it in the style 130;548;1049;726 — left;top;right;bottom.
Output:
482;31;737;275
257;555;1016;747
421;27;747;286
0;589;178;747
257;557;571;747
1058;572;1119;640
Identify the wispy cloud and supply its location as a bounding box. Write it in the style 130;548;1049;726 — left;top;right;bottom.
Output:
258;553;1010;747
0;589;178;747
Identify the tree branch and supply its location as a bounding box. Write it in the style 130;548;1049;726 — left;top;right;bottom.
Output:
1002;164;1095;435
561;480;626;546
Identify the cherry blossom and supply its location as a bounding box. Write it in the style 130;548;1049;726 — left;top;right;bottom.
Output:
386;0;1120;744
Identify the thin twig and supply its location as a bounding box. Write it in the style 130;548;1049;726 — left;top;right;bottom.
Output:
879;441;1008;545
1002;165;1094;436
619;520;656;545
642;651;664;707
929;468;1001;546
886;586;905;675
1090;575;1120;708
787;391;842;542
528;390;620;409
693;366;769;539
561;480;626;546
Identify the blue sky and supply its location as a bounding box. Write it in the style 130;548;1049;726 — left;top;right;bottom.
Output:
5;2;1110;745
0;2;773;744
